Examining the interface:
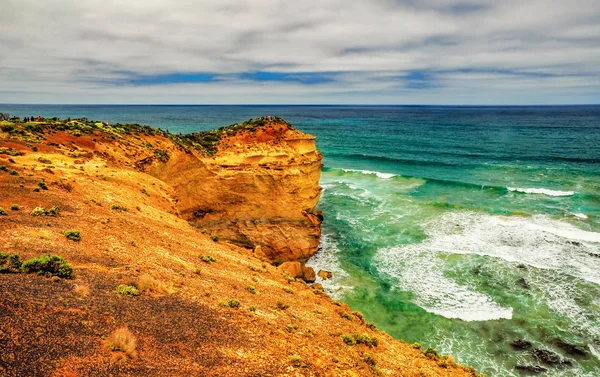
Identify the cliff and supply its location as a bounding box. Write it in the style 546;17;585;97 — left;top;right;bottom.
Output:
0;118;479;377
139;117;323;263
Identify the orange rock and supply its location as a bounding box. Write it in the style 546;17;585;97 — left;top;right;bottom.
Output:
278;261;303;278
302;266;316;283
317;270;333;280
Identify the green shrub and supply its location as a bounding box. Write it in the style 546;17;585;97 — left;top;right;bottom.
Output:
353;311;365;323
63;229;81;242
37;181;48;190
366;322;377;330
10;204;19;211
9;170;18;176
115;284;139;296
342;334;356;346
363;352;376;366
111;204;128;211
283;286;294;294
424;347;439;360
246;285;256;294
0;208;7;216
0;252;22;273
21;254;74;279
38;157;53;164
249;305;256;312
339;310;352;320
0;165;7;171
276;301;289;310
289;354;302;367
341;333;378;347
210;233;219;242
31;207;46;216
200;255;216;263
227;299;240;308
48;206;60;216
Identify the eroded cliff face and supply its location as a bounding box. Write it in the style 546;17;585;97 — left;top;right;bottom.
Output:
141;118;323;263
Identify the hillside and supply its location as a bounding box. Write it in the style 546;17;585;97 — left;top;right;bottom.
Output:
0;117;480;377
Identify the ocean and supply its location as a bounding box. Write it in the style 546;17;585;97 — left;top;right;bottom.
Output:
3;104;600;376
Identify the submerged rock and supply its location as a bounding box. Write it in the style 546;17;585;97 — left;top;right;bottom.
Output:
511;339;533;350
554;340;588;357
517;277;531;289
531;348;572;365
515;365;547;374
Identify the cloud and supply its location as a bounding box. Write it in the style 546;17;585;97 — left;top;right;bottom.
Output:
1;0;599;104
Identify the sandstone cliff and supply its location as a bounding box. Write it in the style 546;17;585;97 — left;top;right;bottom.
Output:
139;117;323;263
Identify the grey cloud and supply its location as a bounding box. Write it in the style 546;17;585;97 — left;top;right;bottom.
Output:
0;0;599;103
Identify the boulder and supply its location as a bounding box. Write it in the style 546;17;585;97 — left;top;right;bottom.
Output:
515;365;547;374
531;349;571;365
511;339;532;350
279;261;302;278
317;269;333;280
253;245;267;261
312;283;324;291
302;266;316;283
554;340;587;356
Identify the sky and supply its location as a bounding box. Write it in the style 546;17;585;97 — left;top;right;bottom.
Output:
1;0;600;105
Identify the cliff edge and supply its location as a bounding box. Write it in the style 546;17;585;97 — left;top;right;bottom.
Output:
139;116;323;263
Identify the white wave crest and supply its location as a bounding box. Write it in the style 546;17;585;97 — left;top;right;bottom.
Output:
507;187;575;197
341;168;397;179
571;212;588;219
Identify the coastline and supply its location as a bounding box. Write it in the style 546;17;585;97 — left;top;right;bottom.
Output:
0;116;480;377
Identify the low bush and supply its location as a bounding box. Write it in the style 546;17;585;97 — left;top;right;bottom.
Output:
21;254;74;279
63;229;81;242
246;285;256;294
276;301;289;310
37;181;48;190
10;204;19;211
289;354;302;367
227;299;240;308
341;333;378;347
0;252;22;273
137;274;173;294
200;255;216;263
104;327;138;361
0;208;7;216
115;284;139;296
338;310;352;320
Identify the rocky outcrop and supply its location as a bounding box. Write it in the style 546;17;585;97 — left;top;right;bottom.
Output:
142;117;323;264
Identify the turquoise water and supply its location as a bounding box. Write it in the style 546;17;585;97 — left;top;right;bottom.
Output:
3;105;600;375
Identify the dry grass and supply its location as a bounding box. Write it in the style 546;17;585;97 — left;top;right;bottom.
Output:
137;273;174;294
104;327;138;362
74;284;90;297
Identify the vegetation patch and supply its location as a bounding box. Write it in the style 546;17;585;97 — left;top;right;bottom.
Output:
111;204;128;212
30;206;60;216
341;333;378;347
0;208;7;216
115;284;140;296
104;327;138;362
246;285;256;294
21;254;74;279
338;310;352;320
0;252;22;273
137;274;173;294
289;354;302;368
200;255;217;263
10;204;19;211
63;229;81;242
37;181;48;190
276;301;289;310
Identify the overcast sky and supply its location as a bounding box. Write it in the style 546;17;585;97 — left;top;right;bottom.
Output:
1;0;599;104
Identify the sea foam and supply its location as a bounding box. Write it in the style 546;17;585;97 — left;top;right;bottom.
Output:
341;168;397;179
507;187;575;197
373;211;600;321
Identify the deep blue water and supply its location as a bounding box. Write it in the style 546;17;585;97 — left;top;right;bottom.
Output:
2;104;600;376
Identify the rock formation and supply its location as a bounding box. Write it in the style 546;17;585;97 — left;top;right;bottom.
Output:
139;117;323;264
